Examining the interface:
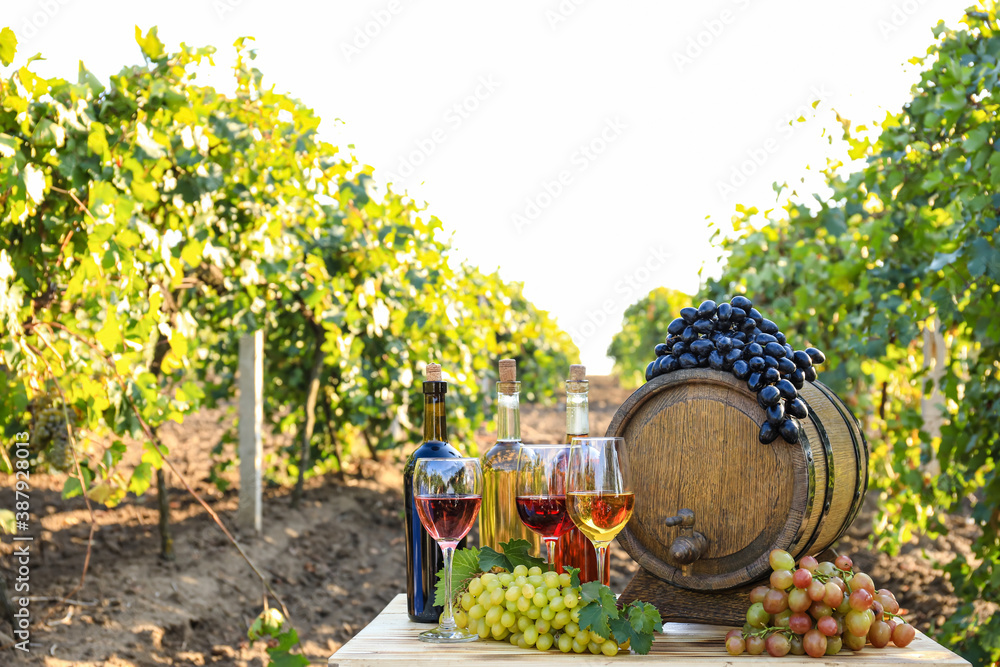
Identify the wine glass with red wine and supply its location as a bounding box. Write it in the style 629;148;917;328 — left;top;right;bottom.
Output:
515;444;575;568
413;457;483;643
566;437;634;588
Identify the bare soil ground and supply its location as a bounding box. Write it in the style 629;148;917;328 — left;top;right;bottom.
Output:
0;376;977;665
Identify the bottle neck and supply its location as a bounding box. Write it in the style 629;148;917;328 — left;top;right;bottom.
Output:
496;381;521;442
423;391;447;442
565;380;589;438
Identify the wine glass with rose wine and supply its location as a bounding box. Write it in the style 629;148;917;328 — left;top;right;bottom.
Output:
566;437;634;588
515;445;576;568
414;457;483;643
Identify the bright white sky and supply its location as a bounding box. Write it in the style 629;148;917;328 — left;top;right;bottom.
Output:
7;0;969;373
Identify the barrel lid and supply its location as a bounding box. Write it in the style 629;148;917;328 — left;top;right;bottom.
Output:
606;369;812;591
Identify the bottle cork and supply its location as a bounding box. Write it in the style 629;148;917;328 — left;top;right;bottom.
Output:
425;363;442;382
569;364;586;381
499;358;517;382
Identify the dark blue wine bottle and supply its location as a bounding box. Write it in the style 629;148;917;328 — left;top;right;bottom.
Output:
403;364;464;622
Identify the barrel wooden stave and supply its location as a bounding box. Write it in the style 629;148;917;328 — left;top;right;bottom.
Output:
608;369;868;591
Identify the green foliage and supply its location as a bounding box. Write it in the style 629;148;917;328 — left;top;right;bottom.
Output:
478;538;548;572
0;26;577;507
607;287;692;387
248;608;309;667
700;3;999;663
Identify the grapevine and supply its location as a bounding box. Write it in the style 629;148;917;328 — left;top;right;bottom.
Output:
435;540;663;654
725;549;917;657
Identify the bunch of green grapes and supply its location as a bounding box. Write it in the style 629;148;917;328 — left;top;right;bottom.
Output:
452;565;624;655
28;394;76;471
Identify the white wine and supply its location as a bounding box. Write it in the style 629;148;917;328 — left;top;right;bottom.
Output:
480;359;541;553
566;491;635;545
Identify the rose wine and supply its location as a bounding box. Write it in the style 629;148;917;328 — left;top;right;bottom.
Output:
480;359;542;554
515;495;575;540
555;366;610;582
566;491;635;544
416;495;482;542
403;364;466;623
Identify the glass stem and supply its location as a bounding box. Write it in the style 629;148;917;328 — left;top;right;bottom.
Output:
595;543;609;587
440;542;457;630
545;539;557;572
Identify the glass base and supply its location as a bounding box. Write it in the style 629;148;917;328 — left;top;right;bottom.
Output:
418;626;479;643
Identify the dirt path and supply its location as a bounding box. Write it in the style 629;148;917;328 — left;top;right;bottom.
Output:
0;376;974;665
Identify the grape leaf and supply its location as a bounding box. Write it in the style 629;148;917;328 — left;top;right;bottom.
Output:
578;600;612;640
433;546;481;607
497;539;547;571
627;601;664;635
477;545;510;573
608;616;637;650
578;580;617;614
565;566;582;588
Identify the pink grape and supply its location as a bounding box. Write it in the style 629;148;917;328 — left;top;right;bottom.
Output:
792;568;813;589
803;629;827;657
798;555;819;572
892;623;916;647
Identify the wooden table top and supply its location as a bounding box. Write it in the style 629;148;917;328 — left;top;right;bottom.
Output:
329;595;971;666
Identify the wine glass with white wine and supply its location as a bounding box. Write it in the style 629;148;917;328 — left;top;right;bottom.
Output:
565;437;634;588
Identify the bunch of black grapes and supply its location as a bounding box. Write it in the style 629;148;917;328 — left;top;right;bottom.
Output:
644;296;826;444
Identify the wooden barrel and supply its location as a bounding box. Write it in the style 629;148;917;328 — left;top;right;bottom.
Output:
607;369;868;591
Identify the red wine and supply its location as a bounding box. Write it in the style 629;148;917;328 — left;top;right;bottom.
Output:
516;495;575;540
415;495;481;543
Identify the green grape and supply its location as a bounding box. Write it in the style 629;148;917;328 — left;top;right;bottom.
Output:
563;592;579;608
517;635;530;650
510;632;522;646
558;573;572;587
505;600;517;612
521;583;535;599
540;606;555;621
553;610;570;628
512;565;528;577
482;573;499;586
534;618;550;634
570;608;581;623
505;585;522;602
527;606;541;620
461;592;473;611
601;640;619;657
517;616;531;632
491;622;506;639
550;597;566;612
588;641;602;655
516;597;530;613
485;605;502;626
485;579;501;593
528;566;542;576
514;576;527;586
564;622;579;637
477;591;490;608
469;577;484;596
454;610;468;628
523;626;539;646
571;638;587;653
543;572;559;588
490;587;504;606
558;633;573;653
546;587;560;601
532;592;547;607
499;573;513;586
477;619;490;639
527;575;544;586
536;632;553;651
469;604;486;620
500;610;516;628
